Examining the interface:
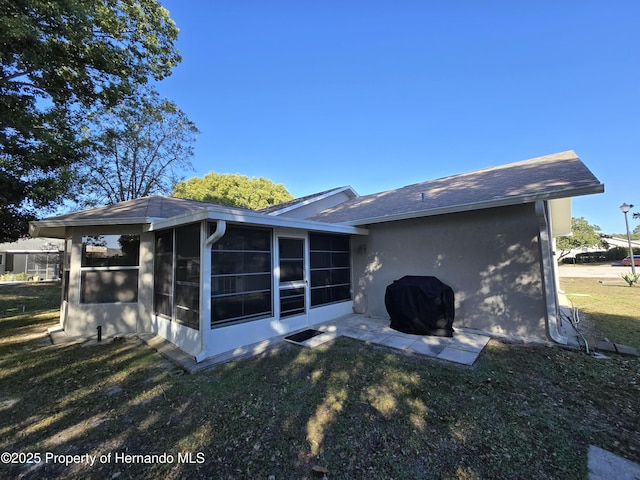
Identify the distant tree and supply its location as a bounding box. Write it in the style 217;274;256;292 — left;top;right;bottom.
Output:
76;89;198;206
0;0;180;241
173;172;294;210
556;217;606;262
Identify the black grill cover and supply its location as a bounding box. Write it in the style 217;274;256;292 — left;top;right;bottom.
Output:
384;275;455;337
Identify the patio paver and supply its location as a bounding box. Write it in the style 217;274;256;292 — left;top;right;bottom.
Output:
318;314;489;366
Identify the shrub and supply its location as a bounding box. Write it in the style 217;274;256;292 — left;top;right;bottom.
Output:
620;272;640;287
607;247;629;262
0;272;29;282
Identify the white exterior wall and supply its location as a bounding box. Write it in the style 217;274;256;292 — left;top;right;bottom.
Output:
201;301;353;358
61;225;154;338
351;203;551;340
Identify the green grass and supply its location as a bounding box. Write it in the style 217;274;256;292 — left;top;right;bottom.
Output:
560;277;640;351
0;282;638;479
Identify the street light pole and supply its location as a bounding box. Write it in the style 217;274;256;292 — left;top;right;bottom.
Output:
620;203;637;276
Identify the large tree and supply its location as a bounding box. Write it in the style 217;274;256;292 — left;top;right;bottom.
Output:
77;89;198;206
173;172;294;210
0;0;181;241
556;217;606;262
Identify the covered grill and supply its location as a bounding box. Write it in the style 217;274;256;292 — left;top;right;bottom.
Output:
384;275;455;337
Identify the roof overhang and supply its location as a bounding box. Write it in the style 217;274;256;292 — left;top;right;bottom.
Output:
29;206;369;238
339;183;604;227
149;205;369;235
29;217;152;239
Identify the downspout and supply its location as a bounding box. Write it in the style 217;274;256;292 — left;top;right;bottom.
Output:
194;220;227;363
535;201;568;345
205;220;227;247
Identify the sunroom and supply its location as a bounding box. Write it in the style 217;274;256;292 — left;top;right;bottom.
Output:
31;198;368;362
150;213;367;360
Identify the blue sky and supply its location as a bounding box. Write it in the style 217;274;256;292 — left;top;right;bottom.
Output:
155;1;639;234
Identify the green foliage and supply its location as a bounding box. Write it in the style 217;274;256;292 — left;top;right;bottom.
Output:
564;246;639;264
607;246;640;260
76;88;198;207
0;0;180;241
556;217;606;261
620;272;640;287
173;172;294;210
0;272;29;282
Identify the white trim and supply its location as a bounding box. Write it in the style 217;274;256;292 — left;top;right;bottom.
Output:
275;232;309;322
265;186;358;216
149;205;369;235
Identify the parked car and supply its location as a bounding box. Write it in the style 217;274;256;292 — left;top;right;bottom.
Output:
622;255;640;266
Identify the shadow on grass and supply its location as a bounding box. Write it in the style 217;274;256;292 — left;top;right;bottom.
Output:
1;282;638;479
0;282;62;317
2;329;639;479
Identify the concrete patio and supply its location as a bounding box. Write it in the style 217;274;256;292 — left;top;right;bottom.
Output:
136;314;491;374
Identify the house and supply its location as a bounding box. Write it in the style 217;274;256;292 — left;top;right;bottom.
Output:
29;150;604;360
0;237;64;280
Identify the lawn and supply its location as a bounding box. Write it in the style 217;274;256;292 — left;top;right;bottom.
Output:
0;281;638;479
560;277;640;351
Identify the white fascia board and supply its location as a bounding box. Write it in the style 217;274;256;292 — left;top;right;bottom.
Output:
267;186;359;216
148;206;369;235
341;184;604;227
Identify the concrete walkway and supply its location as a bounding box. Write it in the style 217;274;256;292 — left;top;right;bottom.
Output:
588;445;640;480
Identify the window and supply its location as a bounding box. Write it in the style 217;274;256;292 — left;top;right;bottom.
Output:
211;225;272;327
153;230;173;319
26;252;61;279
310;233;351;307
153;224;200;330
174;224;200;329
80;234;140;303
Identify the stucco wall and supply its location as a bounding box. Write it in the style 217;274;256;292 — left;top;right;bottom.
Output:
62;225;154;337
351;203;550;340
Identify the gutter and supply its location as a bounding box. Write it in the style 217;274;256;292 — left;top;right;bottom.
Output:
535;201;568;345
194;220;227;363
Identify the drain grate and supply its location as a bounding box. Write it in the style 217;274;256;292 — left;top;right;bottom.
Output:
285;329;323;344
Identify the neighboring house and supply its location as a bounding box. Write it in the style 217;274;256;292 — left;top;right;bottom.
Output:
603;236;640;250
30;150;603;360
0;237;64;280
560;237;640;262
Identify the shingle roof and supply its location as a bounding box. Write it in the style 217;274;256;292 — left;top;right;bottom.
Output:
41;196;230;223
308;151;604;225
31;151;604;238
